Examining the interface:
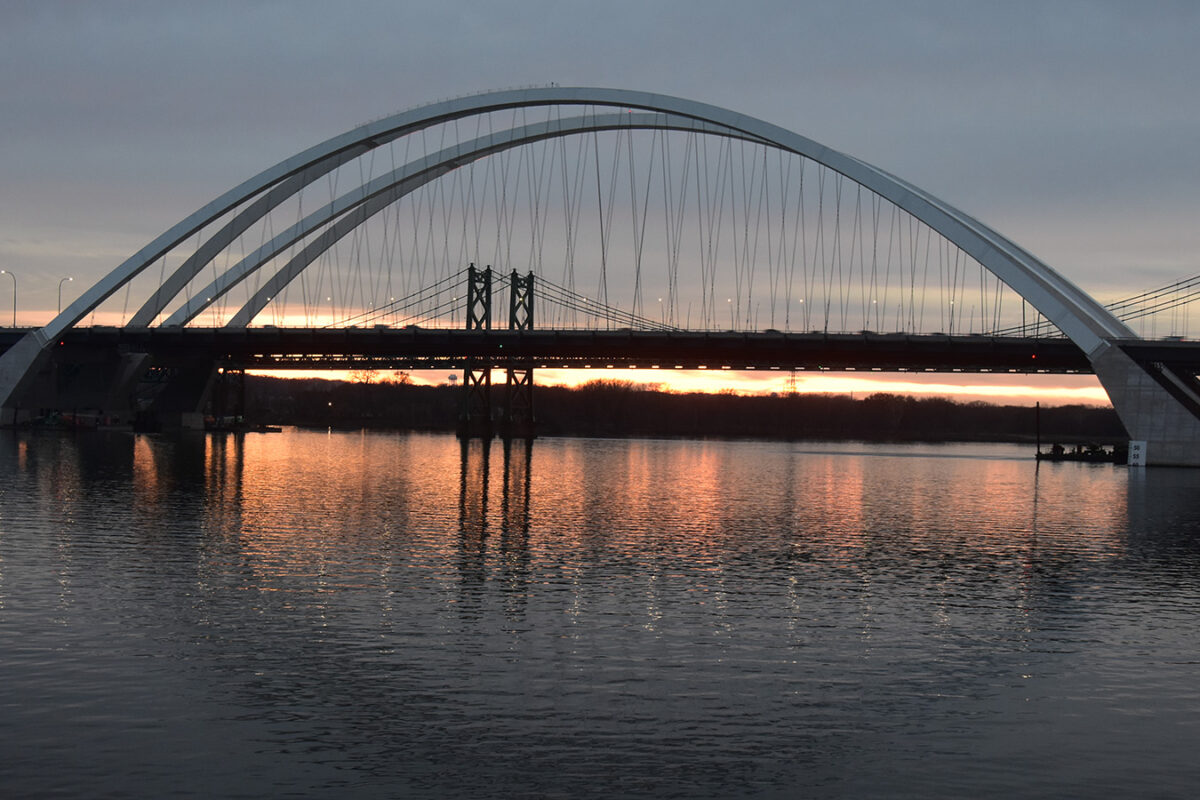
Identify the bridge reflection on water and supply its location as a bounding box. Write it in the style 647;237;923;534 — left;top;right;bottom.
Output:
8;425;1200;798
10;427;1200;796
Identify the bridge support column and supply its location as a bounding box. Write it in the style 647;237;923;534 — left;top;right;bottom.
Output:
459;362;493;439
210;367;246;429
458;264;494;439
502;367;535;439
1093;343;1200;466
0;335;53;426
136;363;218;431
500;270;535;440
0;335;150;428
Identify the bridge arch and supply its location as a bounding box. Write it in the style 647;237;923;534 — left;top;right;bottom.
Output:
26;87;1132;350
161;112;763;328
2;87;1197;462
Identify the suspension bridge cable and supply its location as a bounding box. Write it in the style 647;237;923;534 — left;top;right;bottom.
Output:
326;272;463;327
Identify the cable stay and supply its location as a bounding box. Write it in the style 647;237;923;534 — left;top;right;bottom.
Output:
985;272;1200;338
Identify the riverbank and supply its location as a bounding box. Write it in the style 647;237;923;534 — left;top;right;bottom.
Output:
242;375;1127;445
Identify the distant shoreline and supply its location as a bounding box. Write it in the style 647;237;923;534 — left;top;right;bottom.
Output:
242;375;1127;446
293;425;1117;450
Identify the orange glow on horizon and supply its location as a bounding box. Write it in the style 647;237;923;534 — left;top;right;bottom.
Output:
247;367;1111;407
14;303;1115;408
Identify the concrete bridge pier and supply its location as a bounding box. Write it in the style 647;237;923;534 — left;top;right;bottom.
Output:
133;363;218;431
0;334;151;427
1093;343;1200;467
0;335;51;426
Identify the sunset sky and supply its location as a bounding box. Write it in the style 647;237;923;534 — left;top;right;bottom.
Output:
3;1;1197;406
257;368;1110;407
535;369;1110;405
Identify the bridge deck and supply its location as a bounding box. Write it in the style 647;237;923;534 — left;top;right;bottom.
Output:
35;326;1106;373
5;325;1197;379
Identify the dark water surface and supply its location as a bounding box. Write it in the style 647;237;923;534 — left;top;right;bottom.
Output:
2;430;1199;798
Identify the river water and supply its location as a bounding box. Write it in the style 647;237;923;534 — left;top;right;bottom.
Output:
1;429;1198;798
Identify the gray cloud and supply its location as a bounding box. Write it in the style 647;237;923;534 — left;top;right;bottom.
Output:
2;0;1197;312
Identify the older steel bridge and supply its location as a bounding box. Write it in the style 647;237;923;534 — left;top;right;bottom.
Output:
2;88;1198;463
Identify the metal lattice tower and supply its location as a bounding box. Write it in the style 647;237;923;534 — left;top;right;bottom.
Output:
502;271;536;440
459;264;494;439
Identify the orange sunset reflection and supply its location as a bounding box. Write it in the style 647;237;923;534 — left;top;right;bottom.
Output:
188;431;1134;625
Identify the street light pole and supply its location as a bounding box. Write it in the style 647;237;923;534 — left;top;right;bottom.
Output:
0;270;15;327
58;276;73;313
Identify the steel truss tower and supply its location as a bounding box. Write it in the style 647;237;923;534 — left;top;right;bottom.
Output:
458;265;537;440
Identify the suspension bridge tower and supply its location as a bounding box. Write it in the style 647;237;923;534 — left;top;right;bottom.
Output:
457;264;536;440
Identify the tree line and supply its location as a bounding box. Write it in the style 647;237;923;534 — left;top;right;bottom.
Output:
238;374;1126;444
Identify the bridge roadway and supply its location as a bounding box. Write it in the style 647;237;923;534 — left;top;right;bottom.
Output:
3;325;1195;376
0;325;1105;373
6;326;1197;376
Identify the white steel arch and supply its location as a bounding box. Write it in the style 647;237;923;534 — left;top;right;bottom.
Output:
19;87;1136;352
9;86;1198;462
162;112;763;327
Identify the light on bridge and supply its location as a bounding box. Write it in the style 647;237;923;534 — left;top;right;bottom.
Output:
58;276;73;313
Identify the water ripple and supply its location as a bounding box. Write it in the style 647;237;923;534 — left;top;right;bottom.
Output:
1;431;1198;797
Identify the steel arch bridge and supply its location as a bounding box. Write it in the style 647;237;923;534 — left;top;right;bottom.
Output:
2;87;1198;463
